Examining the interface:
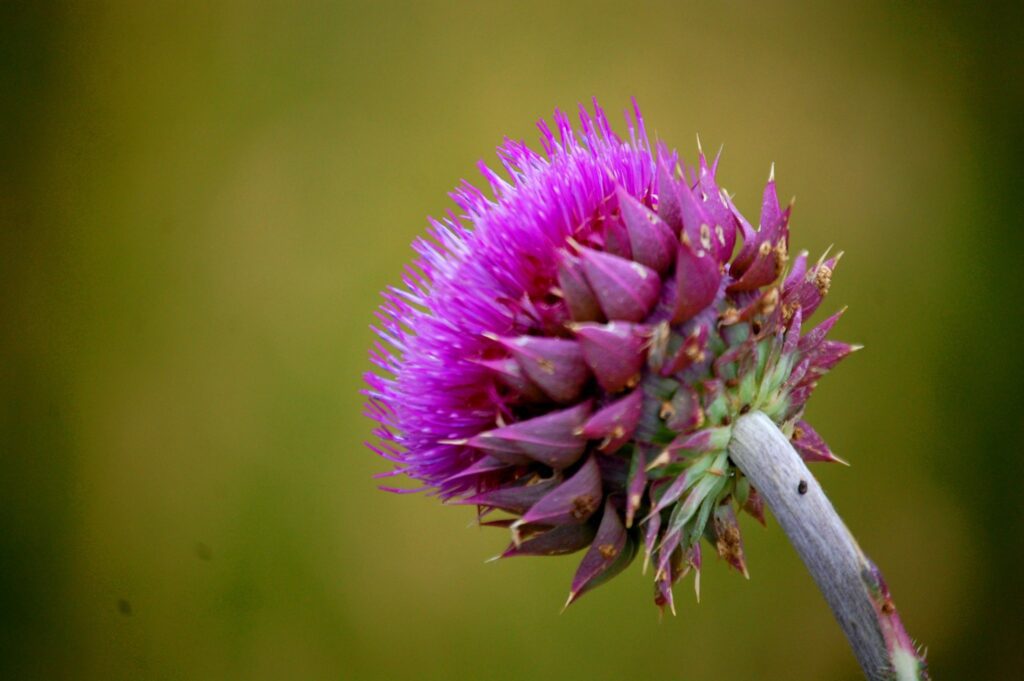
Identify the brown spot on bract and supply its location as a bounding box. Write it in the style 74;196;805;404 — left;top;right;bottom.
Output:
598;543;618;559
797;480;808;495
715;521;744;565
881;598;896;615
758;288;779;316
700;224;712;250
815;265;833;296
572;495;598;519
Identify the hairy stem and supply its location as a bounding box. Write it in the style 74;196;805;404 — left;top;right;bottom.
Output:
728;412;928;681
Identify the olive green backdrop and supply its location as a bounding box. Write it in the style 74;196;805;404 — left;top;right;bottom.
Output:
3;2;1022;679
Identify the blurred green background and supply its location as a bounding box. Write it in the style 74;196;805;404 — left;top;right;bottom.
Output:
3;2;1022;679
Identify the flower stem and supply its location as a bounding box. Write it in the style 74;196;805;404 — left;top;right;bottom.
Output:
728;412;929;680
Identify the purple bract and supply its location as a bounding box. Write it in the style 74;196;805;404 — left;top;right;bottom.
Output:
365;101;856;611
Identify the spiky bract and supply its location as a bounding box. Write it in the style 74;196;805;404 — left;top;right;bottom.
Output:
365;101;855;610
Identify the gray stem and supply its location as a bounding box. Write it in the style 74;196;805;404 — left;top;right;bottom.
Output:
728;411;927;681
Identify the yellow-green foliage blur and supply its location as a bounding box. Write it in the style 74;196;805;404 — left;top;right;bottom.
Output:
3;2;1022;680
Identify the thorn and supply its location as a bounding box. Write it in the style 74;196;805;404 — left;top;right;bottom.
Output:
696;132;704;155
694;571;701;603
510;524;526;547
438;438;468;445
645;450;672;471
849;344;865;353
484;554;502;564
561;592;576;613
768;162;775;182
817;244;834;265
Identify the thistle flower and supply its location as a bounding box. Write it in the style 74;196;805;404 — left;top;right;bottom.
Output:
365;101;856;611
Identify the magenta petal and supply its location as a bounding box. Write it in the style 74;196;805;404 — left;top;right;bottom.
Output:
672;240;722;324
557;254;604;322
806;340;860;375
458;476;561;514
501;523;597;558
602;210;633;260
726;238;784;292
797;307;845;354
696;175;737;261
654;545;687;613
519;456;603;526
727;207;788;292
579;247;660;322
783;250;808;294
759;173;782;231
567;498;637;605
791;420;845;464
472;357;546;402
782;306;803;356
468;401;592;469
573;321;647;393
675;174;712;250
730;207;760;276
616;186;677;274
498;335;590;404
656;158;684;235
443;455;512;483
579;389;644;453
788;254;839;318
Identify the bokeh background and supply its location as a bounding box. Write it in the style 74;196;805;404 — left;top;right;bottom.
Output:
3;2;1022;679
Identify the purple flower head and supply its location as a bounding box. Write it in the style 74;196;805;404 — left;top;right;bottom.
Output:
365;101;857;610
